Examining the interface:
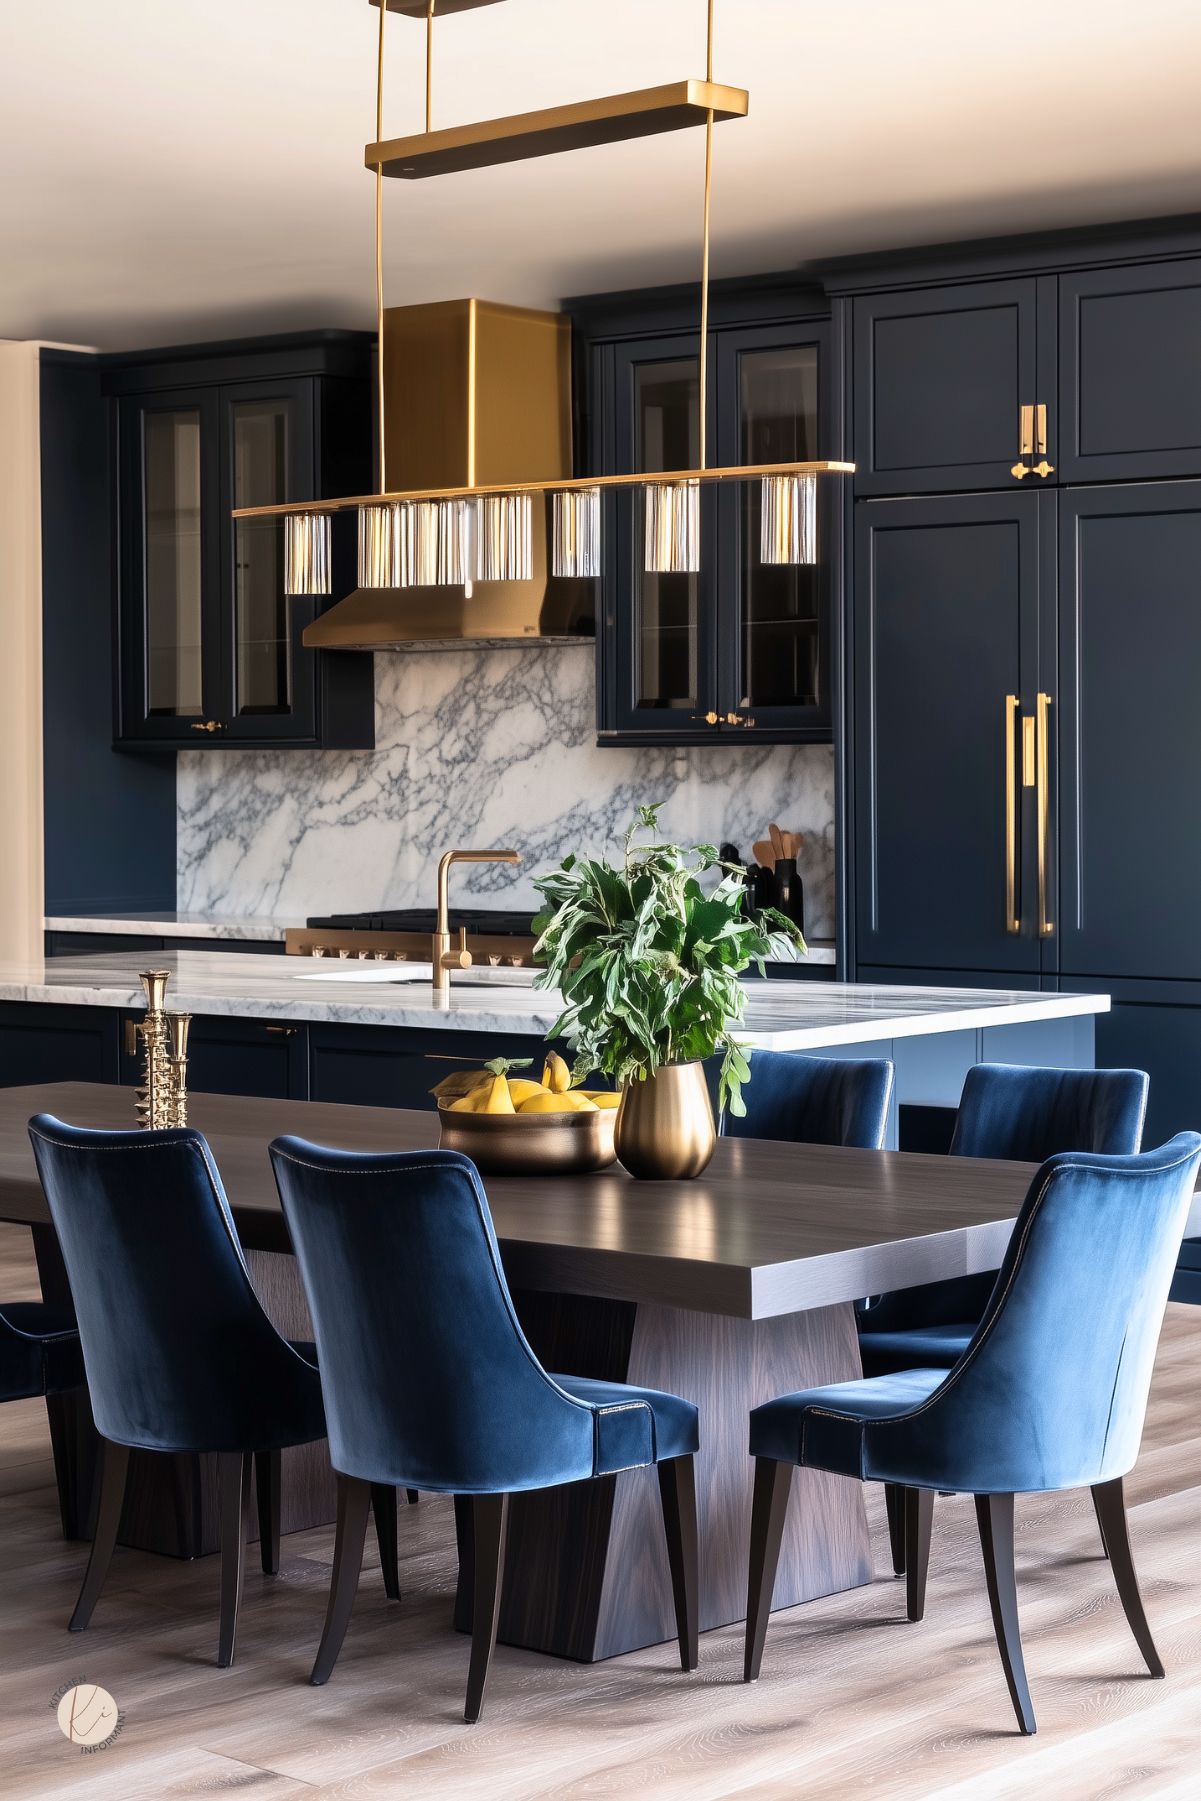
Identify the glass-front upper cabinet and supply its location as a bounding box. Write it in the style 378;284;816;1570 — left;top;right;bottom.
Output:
608;338;717;736
111;336;375;750
219;381;314;741
592;314;833;745
717;326;829;736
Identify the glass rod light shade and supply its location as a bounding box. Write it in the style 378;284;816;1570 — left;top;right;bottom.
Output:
475;493;533;582
284;512;332;596
760;472;817;566
644;479;700;575
398;499;473;587
357;503;399;588
551;486;601;578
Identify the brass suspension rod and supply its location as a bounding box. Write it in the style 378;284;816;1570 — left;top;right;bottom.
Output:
698;0;715;471
375;0;388;491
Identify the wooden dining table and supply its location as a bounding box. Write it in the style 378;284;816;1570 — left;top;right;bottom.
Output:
5;1082;1195;1664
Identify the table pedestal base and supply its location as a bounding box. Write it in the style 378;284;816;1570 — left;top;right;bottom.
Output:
453;1293;873;1662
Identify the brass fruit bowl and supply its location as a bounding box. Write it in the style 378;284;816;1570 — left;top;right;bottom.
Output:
437;1102;618;1175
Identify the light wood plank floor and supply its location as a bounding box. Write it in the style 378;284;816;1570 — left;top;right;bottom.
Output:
1;1220;1198;1800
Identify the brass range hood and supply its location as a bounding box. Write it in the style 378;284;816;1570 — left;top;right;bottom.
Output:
303;297;595;650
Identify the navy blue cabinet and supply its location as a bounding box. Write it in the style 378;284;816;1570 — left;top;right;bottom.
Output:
1057;483;1201;985
852;278;1056;496
0;1005;120;1090
106;334;375;750
1057;259;1201;483
852;491;1055;977
586;308;835;744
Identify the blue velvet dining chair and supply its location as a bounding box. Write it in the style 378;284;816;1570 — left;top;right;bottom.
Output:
744;1132;1201;1734
722;1051;895;1149
270;1138;701;1723
857;1062;1148;1573
0;1300;82;1408
27;1116;394;1668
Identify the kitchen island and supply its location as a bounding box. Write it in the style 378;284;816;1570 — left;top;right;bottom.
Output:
0;950;1108;1148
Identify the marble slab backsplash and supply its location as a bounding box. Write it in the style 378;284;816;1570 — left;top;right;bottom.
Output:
177;648;836;938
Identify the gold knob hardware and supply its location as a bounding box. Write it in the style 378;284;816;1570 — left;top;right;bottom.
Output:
1011;462;1031;480
692;711;721;725
1031;460;1055;479
725;712;743;725
189;720;224;733
264;1025;299;1037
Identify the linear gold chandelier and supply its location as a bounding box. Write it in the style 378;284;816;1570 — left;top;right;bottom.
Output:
245;0;854;597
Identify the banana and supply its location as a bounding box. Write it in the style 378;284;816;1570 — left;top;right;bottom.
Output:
518;1091;598;1114
480;1074;516;1114
541;1051;572;1094
578;1090;620;1109
506;1078;545;1105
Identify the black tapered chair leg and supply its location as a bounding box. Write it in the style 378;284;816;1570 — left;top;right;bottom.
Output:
69;1438;130;1632
884;1482;907;1575
406;1488;419;1504
311;1475;372;1686
657;1454;700;1671
744;1458;793;1682
217;1451;253;1668
1091;1477;1165;1678
464;1494;509;1724
255;1448;281;1575
370;1482;401;1601
905;1487;934;1621
1090;1484;1111;1561
975;1492;1036;1735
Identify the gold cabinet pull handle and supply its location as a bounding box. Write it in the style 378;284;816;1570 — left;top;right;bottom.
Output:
1036;691;1054;938
1030;459;1055;479
1035;403;1048;456
189;720;225;733
1019;404;1035;457
1005;695;1020;934
1010;462;1031;479
691;711;720;725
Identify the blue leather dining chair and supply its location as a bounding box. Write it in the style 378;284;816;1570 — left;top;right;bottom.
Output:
1;1301;82;1408
722;1051;895;1149
27;1115;381;1668
857;1063;1148;1572
744;1132;1201;1734
270;1138;701;1723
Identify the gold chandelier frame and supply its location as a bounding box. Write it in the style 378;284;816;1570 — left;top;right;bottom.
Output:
244;0;853;584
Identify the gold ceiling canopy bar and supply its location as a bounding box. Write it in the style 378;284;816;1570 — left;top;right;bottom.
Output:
239;460;854;522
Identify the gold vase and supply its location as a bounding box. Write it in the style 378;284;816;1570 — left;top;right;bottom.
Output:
614;1063;717;1181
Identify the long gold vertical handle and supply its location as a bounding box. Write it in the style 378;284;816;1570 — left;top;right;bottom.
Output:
1005;695;1020;934
1036;691;1054;938
1019;405;1035;456
1035;403;1048;456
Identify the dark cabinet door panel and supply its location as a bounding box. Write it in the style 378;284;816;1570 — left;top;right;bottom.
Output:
853;279;1051;495
1058;259;1201;482
1058;484;1201;982
853;492;1048;975
0;1005;120;1090
170;1017;308;1101
309;1025;545;1112
1062;979;1201;1143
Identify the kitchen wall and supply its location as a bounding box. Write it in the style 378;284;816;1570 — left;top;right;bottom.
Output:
177;647;837;936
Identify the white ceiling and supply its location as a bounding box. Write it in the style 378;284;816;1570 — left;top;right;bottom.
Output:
3;0;1200;351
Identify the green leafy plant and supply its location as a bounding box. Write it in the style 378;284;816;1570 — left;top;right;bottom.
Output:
532;804;804;1116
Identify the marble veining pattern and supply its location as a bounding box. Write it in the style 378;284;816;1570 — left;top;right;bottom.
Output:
177;648;836;933
0;951;1109;1049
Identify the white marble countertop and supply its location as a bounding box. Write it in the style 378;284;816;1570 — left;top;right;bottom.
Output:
0;950;1109;1048
44;911;299;943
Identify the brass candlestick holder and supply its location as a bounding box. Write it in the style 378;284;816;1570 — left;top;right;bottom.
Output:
133;972;191;1130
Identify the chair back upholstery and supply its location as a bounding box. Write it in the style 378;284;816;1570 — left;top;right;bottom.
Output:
28;1115;320;1454
270;1139;598;1494
723;1051;894;1149
949;1063;1148;1162
858;1134;1201;1494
